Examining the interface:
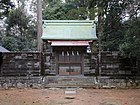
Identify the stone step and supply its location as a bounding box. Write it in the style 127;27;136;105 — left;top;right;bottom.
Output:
43;76;97;88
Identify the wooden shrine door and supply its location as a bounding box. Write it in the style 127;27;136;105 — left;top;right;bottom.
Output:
55;47;84;75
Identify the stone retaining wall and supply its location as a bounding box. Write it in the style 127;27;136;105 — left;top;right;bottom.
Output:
97;76;140;88
0;76;140;89
0;77;42;89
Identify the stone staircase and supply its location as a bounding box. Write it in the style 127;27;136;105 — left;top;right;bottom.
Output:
43;76;97;88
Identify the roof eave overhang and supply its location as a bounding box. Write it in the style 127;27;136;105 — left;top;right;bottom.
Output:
41;38;98;41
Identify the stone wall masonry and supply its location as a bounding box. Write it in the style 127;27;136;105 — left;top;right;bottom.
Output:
96;51;140;88
0;77;42;89
0;76;140;89
0;51;140;88
84;53;98;75
100;51;140;79
98;76;140;88
1;52;41;77
43;52;56;76
100;51;120;76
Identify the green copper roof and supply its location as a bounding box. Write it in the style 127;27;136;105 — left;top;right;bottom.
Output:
41;20;97;40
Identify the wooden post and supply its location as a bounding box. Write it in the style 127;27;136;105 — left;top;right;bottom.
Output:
98;32;101;76
37;0;44;76
37;0;43;52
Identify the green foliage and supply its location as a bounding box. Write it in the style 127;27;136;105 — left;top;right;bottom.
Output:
43;0;96;20
1;36;37;51
6;8;29;31
119;17;140;69
1;7;37;51
43;2;68;20
2;36;18;51
100;1;127;51
120;17;140;58
0;0;14;18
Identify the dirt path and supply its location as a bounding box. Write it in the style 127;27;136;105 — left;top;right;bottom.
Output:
0;88;140;105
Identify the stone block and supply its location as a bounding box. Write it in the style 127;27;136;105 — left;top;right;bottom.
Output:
84;59;90;63
65;90;76;95
3;83;8;89
32;83;41;89
34;62;40;68
65;90;76;99
17;82;24;89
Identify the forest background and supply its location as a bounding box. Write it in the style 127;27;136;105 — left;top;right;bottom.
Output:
0;0;140;65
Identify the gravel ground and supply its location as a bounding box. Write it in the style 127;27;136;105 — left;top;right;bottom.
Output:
0;88;140;105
